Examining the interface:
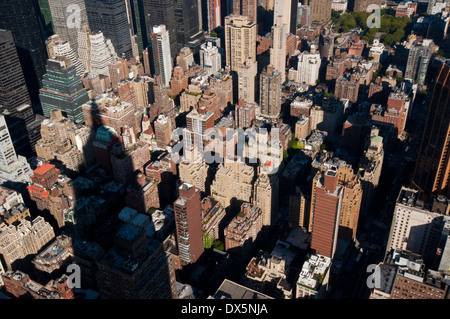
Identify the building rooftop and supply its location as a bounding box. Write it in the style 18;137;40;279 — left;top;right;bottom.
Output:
212;279;273;299
33;163;55;176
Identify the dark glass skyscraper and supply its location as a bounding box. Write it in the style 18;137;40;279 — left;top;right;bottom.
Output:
0;0;48;110
174;0;202;52
412;62;450;197
86;0;134;58
39;57;89;123
128;0;148;53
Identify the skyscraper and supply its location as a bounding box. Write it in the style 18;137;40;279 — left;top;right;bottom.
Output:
39;57;89;123
37;0;54;37
413;62;450;197
174;0;202;53
128;0;148;52
206;0;222;32
48;0;89;53
143;0;178;57
404;39;433;85
232;0;257;23
151;25;173;87
174;183;204;266
310;170;343;258
0;0;48;106
270;15;287;84
85;0;134;58
0;29;42;157
224;14;257;72
259;64;282;118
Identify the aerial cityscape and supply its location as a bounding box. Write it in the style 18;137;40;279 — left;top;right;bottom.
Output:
0;0;450;303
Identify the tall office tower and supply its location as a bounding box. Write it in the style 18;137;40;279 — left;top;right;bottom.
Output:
270;16;287;84
292;50;320;85
151;25;173;87
96;222;177;299
404;39;434;85
86;0;134;59
46;35;86;76
174;183;204;266
259;64;282;118
128;0;148;53
224;15;257;72
200;42;222;77
206;0;222;32
412;62;450;197
174;0;202;53
143;0;178;58
359;129;384;216
0;115;33;184
39;57;89;123
232;0;257;23
238;60;258;104
48;0;89;53
386;187;446;265
310;170;343;258
37;0;54;37
0;0;47;106
253;173;279;226
0;29;36;156
305;0;331;24
88;31;120;77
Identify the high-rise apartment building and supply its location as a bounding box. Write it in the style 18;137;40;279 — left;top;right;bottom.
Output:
290;50;321;85
174;183;204;266
206;0;222;32
85;30;120;78
412;62;450;197
386;187;446;265
259;64;282;118
48;0;89;53
235;100;256;129
274;0;297;34
224;15;257;72
232;0;257;23
238;60;258;104
253;173;279;226
310;170;343;258
39;57;89;122
270;16;287;84
86;0;134;59
151;25;173;87
404;39;434;85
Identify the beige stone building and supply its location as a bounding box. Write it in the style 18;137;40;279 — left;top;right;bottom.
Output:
210;161;255;208
224;15;257;72
253;172;279;226
0;217;55;269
